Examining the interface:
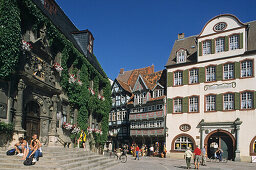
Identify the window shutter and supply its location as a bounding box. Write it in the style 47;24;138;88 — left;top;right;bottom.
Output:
182;97;188;113
167;98;173;114
199;67;205;83
225;36;229;51
235;62;240;79
183;70;188;85
216;94;223;111
239;33;243;49
199;42;202;56
167;72;173;87
211;39;215;54
235;92;240;110
216;64;223;81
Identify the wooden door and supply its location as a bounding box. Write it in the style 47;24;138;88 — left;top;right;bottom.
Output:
26;118;40;141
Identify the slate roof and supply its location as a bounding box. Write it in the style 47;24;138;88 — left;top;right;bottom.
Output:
165;35;197;67
246;20;256;52
31;0;106;77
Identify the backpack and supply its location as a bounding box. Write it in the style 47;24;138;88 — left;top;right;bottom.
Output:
23;157;33;166
6;149;16;156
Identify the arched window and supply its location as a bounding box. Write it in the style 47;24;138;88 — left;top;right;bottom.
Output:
171;134;195;152
250;136;256;156
177;50;186;63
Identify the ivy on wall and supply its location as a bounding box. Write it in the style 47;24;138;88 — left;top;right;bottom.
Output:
0;0;111;146
0;0;21;78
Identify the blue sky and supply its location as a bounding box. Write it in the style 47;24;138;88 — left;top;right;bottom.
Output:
56;0;256;80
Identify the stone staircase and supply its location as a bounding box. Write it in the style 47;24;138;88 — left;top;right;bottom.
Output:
0;147;119;170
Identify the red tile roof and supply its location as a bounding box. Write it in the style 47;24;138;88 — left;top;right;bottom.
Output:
117;79;132;93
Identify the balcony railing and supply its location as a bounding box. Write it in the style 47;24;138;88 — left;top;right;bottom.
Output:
129;110;164;120
130;128;164;137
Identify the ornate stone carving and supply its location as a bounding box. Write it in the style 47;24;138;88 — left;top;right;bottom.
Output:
32;57;46;81
18;79;26;91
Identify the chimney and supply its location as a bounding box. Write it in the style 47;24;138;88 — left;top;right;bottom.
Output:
151;65;154;73
178;33;184;40
120;68;124;74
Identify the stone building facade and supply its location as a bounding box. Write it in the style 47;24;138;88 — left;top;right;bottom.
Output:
165;14;256;162
0;0;108;149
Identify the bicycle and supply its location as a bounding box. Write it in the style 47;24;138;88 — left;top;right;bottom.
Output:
116;151;127;163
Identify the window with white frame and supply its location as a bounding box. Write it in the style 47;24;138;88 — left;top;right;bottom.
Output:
112;112;116;121
149;121;154;127
203;40;211;55
159;104;163;110
206;95;216;111
189;96;198;112
117;111;121;120
177;50;186;63
174;98;182;113
109;113;112;121
156;105;160;110
137;121;142;128
189;69;199;84
241;60;253;78
131;122;136;128
148;106;152;111
156;120;162;127
121;96;125;104
154;89;164;98
229;35;239;50
174;136;194;151
223;63;234;80
206;66;216;82
174;71;183;86
223;93;234;110
143;121;148;128
122;111;127;120
216;38;224;53
116;95;120;106
241;92;253;109
152;105;155;110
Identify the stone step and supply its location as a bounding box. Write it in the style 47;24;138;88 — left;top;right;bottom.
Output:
69;158;117;170
0;162;59;170
61;156;110;169
90;159;120;170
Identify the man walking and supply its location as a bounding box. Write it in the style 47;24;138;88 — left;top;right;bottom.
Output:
201;145;207;166
193;145;201;169
135;145;140;160
184;147;193;169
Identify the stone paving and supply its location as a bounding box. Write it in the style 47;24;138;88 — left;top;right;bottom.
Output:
106;155;256;170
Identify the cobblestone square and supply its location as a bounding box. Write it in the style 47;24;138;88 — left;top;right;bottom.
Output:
107;156;256;170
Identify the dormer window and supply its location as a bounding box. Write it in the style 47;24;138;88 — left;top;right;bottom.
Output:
87;34;93;54
177;50;186;63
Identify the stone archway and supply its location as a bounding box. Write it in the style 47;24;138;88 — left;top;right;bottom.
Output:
24;101;40;141
204;129;235;160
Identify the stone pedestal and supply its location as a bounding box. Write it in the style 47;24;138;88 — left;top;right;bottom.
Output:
48;95;59;146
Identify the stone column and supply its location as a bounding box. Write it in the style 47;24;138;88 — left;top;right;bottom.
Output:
14;79;26;131
48;95;59;146
66;105;70;123
235;125;241;161
74;108;78;124
200;128;205;149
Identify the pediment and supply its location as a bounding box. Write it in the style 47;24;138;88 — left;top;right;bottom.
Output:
198;14;246;37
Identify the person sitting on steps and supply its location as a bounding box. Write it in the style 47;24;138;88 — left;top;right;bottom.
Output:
78;130;86;149
14;137;28;157
22;134;41;163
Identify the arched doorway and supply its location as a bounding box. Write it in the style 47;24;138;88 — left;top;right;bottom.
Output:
204;129;235;160
24;101;40;141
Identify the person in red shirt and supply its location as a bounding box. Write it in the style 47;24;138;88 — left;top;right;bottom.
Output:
135;145;140;160
193;145;201;169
